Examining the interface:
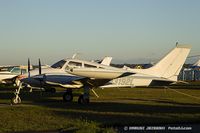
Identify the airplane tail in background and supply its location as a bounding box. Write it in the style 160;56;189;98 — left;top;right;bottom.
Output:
193;58;200;67
101;56;113;66
143;45;191;81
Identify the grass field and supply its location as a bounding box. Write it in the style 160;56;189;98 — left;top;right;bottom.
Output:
0;84;200;133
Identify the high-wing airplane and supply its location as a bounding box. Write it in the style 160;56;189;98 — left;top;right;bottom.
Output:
11;56;113;104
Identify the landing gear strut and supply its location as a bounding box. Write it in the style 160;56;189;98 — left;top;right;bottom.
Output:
78;95;90;104
63;89;73;102
78;86;90;104
11;83;22;104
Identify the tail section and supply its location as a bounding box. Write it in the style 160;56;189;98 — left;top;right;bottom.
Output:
101;56;113;66
141;45;191;81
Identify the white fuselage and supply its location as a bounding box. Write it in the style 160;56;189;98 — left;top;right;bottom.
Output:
67;45;191;88
0;71;18;83
20;44;191;90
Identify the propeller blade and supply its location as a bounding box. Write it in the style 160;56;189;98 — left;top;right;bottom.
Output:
39;58;41;75
28;58;30;78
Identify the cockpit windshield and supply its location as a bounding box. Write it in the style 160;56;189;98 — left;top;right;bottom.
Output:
10;67;21;74
51;59;66;69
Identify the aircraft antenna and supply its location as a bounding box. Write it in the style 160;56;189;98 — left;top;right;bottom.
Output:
72;53;82;59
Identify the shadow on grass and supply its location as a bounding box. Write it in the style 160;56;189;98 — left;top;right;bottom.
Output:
0;87;82;101
29;100;200;125
26;94;200;125
1;90;200;112
115;97;200;106
1;88;200;125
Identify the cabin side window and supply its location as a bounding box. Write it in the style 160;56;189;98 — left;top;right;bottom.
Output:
84;64;97;68
21;69;27;74
68;61;82;68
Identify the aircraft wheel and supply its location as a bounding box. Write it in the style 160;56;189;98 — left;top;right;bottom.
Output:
63;92;73;102
11;97;21;105
78;95;90;104
45;88;56;93
50;88;56;93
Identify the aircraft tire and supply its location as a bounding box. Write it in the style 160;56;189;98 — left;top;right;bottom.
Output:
78;95;90;104
63;92;73;102
50;88;56;93
11;97;21;105
45;88;56;93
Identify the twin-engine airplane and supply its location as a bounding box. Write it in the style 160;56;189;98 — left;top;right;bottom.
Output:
12;45;191;105
11;56;113;104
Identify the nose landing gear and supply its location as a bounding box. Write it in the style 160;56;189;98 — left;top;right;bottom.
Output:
11;83;22;105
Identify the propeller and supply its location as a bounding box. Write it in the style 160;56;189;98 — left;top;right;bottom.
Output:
39;58;42;75
28;58;31;78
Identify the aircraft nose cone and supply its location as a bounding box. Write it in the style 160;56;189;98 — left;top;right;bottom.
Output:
17;75;28;80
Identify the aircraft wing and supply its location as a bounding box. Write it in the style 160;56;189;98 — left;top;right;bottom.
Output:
29;67;132;89
30;74;85;88
30;73;111;89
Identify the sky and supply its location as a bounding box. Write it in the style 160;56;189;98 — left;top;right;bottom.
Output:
0;0;200;65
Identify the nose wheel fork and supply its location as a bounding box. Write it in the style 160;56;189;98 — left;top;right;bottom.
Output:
11;83;22;105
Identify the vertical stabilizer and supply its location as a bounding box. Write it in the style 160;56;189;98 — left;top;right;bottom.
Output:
101;57;113;66
145;45;191;81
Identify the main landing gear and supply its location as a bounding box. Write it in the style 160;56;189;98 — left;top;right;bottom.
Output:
11;84;93;105
63;86;90;104
63;89;73;102
78;94;90;104
78;86;90;104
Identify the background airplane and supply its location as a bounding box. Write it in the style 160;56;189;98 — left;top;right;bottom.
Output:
0;66;28;84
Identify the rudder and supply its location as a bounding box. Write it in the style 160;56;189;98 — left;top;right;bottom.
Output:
146;45;191;81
